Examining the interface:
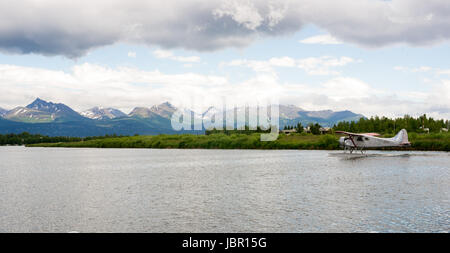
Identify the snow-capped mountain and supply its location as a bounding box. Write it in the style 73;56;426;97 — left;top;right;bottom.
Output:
26;98;74;114
129;102;177;119
128;107;160;118
0;107;7;117
4;98;83;123
81;107;127;120
4;107;51;122
149;102;177;119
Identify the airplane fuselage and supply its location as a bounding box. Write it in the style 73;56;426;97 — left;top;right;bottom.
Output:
338;129;410;149
339;136;405;148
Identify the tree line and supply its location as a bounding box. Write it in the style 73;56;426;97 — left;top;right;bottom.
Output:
0;132;127;145
283;122;324;135
274;114;449;135
332;114;449;134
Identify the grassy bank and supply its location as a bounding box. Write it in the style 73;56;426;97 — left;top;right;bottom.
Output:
26;132;450;151
406;132;450;151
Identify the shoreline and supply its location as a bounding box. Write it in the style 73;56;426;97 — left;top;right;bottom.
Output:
24;133;450;152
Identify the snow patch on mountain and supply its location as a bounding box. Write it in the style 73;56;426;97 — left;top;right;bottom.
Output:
81;107;127;120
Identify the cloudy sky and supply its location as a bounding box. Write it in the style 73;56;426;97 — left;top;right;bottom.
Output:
1;0;450;119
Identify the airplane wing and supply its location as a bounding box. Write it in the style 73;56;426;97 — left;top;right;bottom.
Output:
335;131;365;137
362;132;381;137
335;131;381;137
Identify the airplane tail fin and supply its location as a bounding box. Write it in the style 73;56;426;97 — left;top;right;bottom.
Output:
393;129;410;145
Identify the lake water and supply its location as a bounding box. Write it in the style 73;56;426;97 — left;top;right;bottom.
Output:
0;146;449;233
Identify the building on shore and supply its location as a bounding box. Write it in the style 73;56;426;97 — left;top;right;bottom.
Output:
319;127;331;134
281;129;297;135
281;126;332;135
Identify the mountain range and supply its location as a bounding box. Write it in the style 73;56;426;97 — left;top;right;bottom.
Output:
0;98;364;136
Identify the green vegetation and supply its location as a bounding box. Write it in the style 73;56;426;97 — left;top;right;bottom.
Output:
0;132;122;146
407;132;450;151
26;132;450;151
0;132;80;145
27;133;340;150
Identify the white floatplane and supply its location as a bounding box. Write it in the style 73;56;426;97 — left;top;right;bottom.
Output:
336;129;411;154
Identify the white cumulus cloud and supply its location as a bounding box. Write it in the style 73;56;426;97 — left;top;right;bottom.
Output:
226;56;357;75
